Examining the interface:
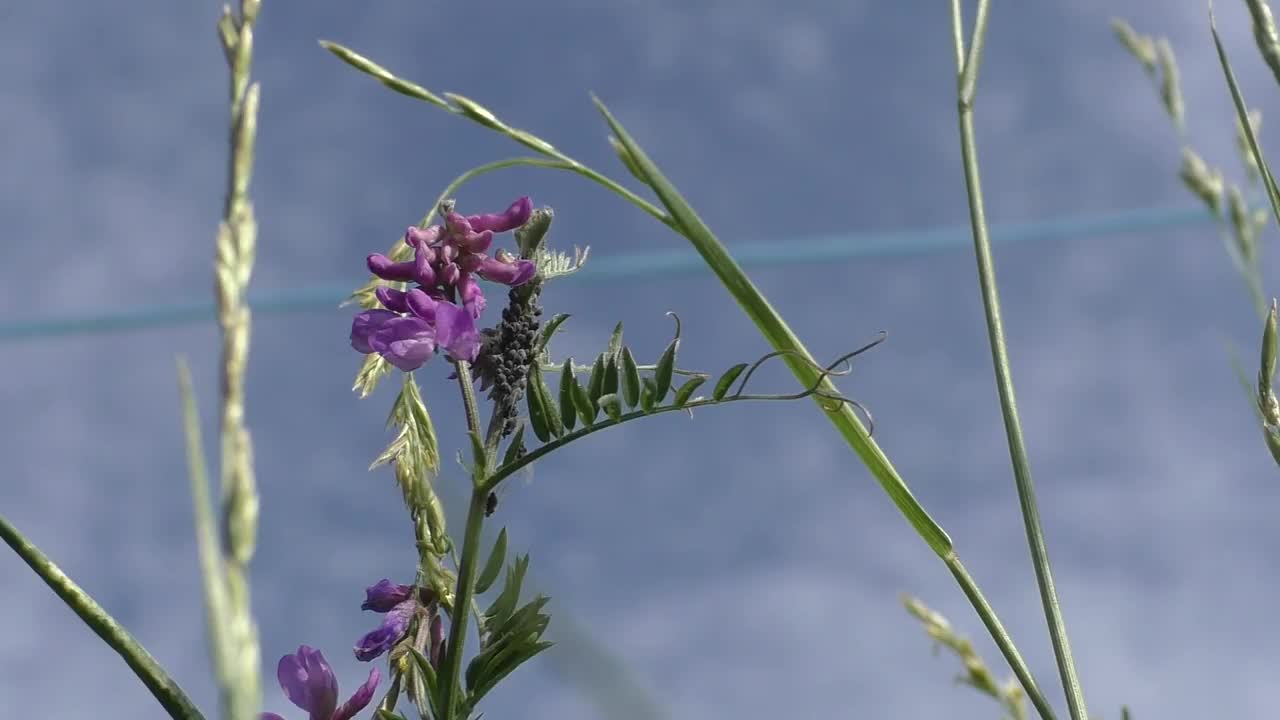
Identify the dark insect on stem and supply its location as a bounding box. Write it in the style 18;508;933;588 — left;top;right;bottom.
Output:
485;490;499;517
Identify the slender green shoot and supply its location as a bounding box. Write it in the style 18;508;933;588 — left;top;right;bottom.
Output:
949;2;1087;718
0;513;204;719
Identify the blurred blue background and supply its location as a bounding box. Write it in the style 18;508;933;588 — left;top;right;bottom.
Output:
3;1;1279;718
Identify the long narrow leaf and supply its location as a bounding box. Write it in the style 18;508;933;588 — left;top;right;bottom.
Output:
0;513;205;719
177;357;233;696
593;99;951;555
1212;10;1280;226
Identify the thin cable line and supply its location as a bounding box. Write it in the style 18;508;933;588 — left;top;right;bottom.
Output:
0;204;1213;343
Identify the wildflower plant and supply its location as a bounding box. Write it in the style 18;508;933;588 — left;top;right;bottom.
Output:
8;1;1280;720
334;192;883;720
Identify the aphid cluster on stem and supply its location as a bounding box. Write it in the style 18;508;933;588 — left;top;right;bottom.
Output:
483;282;544;437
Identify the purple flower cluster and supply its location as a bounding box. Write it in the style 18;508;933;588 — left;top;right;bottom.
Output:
351;197;537;372
264;579;441;719
353;579;444;667
261;646;379;720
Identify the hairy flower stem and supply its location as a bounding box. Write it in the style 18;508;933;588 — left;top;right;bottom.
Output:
438;360;490;719
951;2;1087;719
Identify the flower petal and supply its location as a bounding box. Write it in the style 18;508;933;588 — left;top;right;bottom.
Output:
374;287;410;314
458;229;494;254
404;289;438;322
413;242;436;287
433;301;482;362
444;211;473;237
332;668;381;720
350;310;398;354
277;646;338;719
370;317;436;371
467;196;532;233
477;257;536;286
457;273;487;320
439;262;461;288
354;600;415;662
367;254;416;282
404;225;440;248
361;580;414;613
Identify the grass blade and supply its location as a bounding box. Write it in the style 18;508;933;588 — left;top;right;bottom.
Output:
0;512;205;719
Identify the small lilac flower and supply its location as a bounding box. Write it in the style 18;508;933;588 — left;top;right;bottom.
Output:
362;579;414;612
430;300;481;362
467;196;533;233
459;228;494;254
361;315;437;372
354;599;416;662
457;273;487;320
477;254;537;286
261;645;379;720
373;287;411;314
412;244;435;287
366;254;416;283
404;288;438;321
440;262;460;287
351;298;480;370
349;310;397;354
404;225;441;248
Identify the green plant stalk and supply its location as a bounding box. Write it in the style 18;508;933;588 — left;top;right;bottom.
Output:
318;40;674;234
0;513;205;720
951;0;966;68
594;102;1056;719
945;555;1055;720
437;361;491;720
951;2;1087;719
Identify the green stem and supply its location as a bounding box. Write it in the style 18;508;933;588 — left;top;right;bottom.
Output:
597;96;1059;720
479;393;829;494
946;554;1057;720
437;361;490;720
950;0;966;68
455;360;484;454
0;513;205;720
438;491;487;720
425;157;669;233
951;3;1087;719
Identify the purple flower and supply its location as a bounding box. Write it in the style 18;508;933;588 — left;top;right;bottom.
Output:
261;645;379;720
354;578;435;662
433;300;482;362
366;254;416;283
457;273;487;319
467;196;533;233
477;255;536;286
361;579;414;612
352;197;537;371
350;312;436;371
350;299;480;370
354;599;416;661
